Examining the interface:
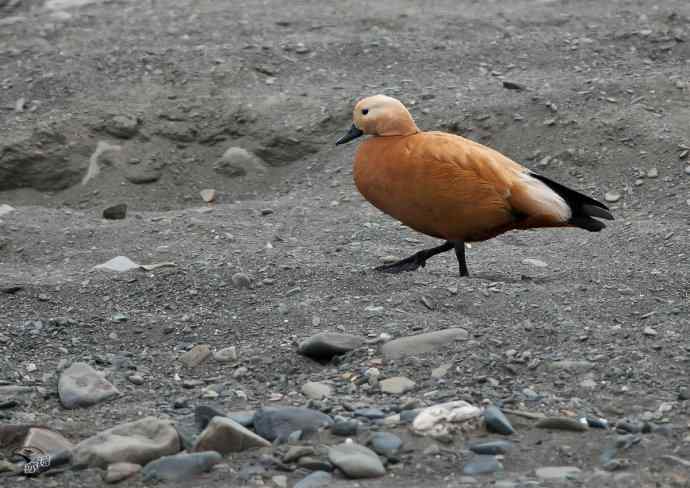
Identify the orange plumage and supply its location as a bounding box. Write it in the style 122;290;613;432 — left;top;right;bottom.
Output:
336;95;613;277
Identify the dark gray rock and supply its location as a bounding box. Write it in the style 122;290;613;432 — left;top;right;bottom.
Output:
399;409;420;424
195;405;226;431
298;333;365;361
585;417;609;429
483;405;514;435
468;440;512;455
368;432;402;455
294;471;333;488
332;419;358;436
535;417;588;432
103;203;127;220
142;451;222;481
253;406;333;442
353;408;385;420
502;80;525;90
229;412;255;428
616;421;643;434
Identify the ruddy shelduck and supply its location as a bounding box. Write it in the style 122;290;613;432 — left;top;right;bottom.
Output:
336;95;613;277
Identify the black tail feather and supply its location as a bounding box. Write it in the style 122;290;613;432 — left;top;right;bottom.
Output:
569;215;607;232
529;172;614;232
582;203;614;221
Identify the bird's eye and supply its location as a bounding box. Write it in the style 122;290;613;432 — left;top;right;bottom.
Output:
361;108;369;115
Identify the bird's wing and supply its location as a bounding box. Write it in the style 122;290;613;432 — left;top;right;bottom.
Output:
399;134;518;240
429;133;572;224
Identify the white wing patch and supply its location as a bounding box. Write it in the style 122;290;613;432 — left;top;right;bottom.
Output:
518;172;572;222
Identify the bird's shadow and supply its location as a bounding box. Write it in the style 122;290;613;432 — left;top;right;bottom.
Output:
357;267;568;285
466;272;567;284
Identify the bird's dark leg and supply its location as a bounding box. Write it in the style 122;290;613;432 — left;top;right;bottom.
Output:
454;241;470;277
375;241;454;274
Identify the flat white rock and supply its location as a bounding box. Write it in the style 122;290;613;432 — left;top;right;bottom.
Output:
413;400;481;438
0;204;15;217
94;256;140;272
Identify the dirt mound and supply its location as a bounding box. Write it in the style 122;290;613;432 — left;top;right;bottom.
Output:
0;129;90;191
1;87;350;209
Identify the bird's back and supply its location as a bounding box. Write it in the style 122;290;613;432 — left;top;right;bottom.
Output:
353;131;537;241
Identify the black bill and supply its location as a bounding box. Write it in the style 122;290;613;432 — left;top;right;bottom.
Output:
335;124;364;145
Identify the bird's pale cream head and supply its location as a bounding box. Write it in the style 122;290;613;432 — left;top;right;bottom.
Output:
336;95;419;145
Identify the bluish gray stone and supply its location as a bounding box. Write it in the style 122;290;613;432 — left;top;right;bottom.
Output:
253;407;333;442
399;409;420;424
468;440;513;455
298;333;365;360
585;417;608;429
328;442;385;479
353;407;385;420
483;405;514;435
381;328;469;359
535;466;581;481
294;471;333;488
58;362;119;409
463;455;501;475
332;420;359;436
195;405;226;430
142;451;222;482
535;417;588;432
229;412;255;427
369;432;402;455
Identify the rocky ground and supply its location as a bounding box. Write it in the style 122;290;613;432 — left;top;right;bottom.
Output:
1;0;690;487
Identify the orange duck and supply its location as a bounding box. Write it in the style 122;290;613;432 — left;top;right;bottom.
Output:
336;95;613;277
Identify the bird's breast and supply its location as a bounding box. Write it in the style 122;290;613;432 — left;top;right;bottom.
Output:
352;137;457;239
351;134;518;242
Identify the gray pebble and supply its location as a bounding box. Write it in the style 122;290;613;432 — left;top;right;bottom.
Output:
231;272;252;289
399;409;420;424
463;455;502;475
369;432;402;455
483;405;514;435
468;439;512;455
328;442;385;479
142;451;222;482
298;333;365;361
294;471;333;488
332;419;359;436
253;406;333;442
103;204;127;220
